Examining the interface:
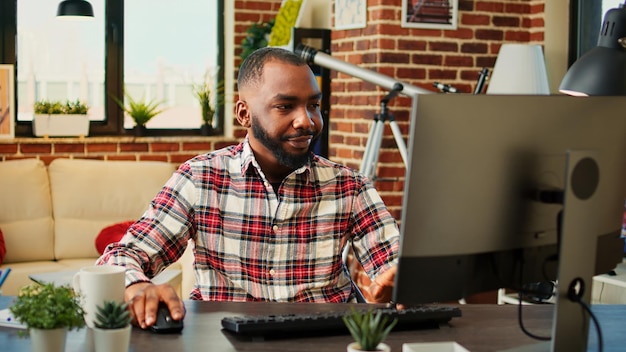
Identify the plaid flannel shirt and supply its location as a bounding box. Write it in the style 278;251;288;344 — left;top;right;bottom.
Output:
97;139;400;302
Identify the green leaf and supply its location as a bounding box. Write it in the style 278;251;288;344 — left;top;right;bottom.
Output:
342;307;398;351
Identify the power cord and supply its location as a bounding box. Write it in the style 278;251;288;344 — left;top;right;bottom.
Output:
516;277;605;352
568;278;603;352
515;258;551;341
516;291;551;341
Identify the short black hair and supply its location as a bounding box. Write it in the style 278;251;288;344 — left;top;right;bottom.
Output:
237;47;308;90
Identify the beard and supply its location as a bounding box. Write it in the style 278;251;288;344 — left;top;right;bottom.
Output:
251;118;315;170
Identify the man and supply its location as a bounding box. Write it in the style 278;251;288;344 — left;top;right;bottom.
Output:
96;47;400;329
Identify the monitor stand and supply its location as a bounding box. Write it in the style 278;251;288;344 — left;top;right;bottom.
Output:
506;150;602;352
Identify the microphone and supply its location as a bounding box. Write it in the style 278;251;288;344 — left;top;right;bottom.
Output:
295;44;431;97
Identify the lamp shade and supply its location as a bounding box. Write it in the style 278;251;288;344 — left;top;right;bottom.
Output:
56;0;94;19
559;5;626;96
486;44;550;95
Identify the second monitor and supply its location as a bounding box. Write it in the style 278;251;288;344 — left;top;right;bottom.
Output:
393;94;626;351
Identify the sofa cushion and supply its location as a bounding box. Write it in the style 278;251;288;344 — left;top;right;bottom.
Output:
0;159;55;263
48;158;177;260
0;260;69;296
96;220;134;254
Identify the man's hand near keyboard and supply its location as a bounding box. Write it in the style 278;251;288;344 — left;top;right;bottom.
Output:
367;266;396;303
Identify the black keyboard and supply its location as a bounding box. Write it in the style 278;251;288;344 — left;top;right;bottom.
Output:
221;305;462;337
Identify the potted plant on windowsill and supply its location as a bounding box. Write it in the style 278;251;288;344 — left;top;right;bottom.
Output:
342;307;397;352
193;76;224;136
9;283;85;352
112;92;165;137
33;99;90;137
92;300;133;352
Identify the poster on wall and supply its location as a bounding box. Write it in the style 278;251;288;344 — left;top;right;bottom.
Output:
0;64;15;139
402;0;458;30
335;0;367;30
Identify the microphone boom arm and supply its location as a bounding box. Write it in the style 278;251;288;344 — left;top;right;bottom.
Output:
295;44;431;97
294;44;429;177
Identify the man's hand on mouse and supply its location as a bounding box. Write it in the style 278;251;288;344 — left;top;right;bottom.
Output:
125;282;185;329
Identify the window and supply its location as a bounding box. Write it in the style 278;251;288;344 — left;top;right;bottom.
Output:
571;0;624;64
1;0;224;137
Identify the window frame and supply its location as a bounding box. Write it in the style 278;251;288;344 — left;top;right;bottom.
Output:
569;0;608;66
0;0;225;137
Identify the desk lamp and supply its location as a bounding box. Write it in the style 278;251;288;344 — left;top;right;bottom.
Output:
57;0;94;20
559;2;626;96
486;43;550;94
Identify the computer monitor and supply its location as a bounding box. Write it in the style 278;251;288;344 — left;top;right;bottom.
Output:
393;94;626;351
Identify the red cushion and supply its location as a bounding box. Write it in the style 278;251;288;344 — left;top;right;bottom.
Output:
0;228;5;265
95;221;135;255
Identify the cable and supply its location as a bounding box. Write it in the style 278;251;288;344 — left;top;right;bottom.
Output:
568;278;603;352
513;253;551;340
517;281;551;341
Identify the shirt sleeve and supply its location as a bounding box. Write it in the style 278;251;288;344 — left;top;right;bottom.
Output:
95;162;197;287
349;177;400;282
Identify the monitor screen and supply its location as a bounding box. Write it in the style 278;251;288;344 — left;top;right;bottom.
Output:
392;94;626;350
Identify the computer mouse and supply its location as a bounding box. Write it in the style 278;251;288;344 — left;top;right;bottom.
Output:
148;302;184;334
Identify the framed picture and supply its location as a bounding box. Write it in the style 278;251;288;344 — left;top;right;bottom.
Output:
0;64;15;139
335;0;367;30
402;0;459;30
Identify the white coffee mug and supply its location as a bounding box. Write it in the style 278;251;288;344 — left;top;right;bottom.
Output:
73;265;125;328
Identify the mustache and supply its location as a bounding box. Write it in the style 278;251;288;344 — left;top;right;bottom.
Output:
281;130;315;141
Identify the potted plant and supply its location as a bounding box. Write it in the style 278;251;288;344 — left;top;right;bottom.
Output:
240;19;274;61
32;99;90;137
112;92;165;136
9;283;85;352
342;308;397;352
192;77;224;135
92;300;132;352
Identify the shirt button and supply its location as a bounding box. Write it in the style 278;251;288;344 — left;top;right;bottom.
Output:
272;225;279;232
269;269;276;276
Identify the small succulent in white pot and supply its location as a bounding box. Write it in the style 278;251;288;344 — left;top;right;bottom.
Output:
93;300;133;352
342;307;398;352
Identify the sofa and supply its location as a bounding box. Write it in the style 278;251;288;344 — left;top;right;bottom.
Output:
0;158;194;297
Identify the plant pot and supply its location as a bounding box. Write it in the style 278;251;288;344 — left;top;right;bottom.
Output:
347;342;391;352
29;327;67;352
133;124;147;137
200;122;213;136
93;325;132;352
33;114;90;137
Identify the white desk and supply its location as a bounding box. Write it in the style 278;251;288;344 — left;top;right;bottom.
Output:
592;261;626;304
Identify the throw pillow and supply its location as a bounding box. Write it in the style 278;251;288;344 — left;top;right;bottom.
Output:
95;221;135;255
0;228;5;265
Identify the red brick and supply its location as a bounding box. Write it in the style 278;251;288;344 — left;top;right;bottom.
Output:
87;143;118;153
151;142;180;152
120;143;149;152
0;144;18;154
429;41;459;52
54;143;85;153
21;143;52;154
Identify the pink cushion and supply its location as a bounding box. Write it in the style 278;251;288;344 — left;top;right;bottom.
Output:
95;221;135;255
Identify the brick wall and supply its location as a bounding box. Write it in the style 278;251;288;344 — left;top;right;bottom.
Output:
329;0;545;218
0;137;238;165
0;0;546;217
